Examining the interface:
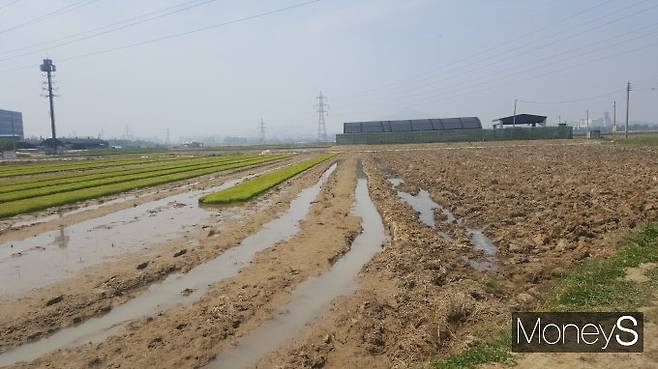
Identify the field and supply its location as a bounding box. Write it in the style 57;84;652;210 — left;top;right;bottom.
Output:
0;141;656;369
0;153;291;218
199;153;335;204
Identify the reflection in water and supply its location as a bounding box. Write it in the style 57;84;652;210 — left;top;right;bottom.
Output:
387;176;498;271
54;226;69;249
0;163;338;368
208;165;386;369
0;164;288;297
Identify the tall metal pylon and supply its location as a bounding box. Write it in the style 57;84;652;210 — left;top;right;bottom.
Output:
259;117;266;144
315;92;328;142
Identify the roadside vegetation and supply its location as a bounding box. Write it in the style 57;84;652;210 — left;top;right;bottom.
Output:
603;131;658;146
0;153;291;218
433;221;658;369
199;153;335;204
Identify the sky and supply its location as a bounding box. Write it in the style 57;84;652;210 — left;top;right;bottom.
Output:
1;0;657;141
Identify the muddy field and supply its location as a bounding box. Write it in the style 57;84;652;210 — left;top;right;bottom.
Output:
0;141;656;369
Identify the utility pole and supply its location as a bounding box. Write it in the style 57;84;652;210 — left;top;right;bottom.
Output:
613;101;617;136
625;81;631;140
586;109;589;136
512;99;517;127
259;117;266;144
315;92;328;142
40;59;57;139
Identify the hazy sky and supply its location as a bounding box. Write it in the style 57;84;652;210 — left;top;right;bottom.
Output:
1;0;657;141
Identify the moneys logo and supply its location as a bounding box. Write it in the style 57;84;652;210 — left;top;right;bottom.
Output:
512;312;643;353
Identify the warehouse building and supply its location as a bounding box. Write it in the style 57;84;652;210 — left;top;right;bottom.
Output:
336;115;572;145
336;117;483;144
492;114;547;128
0;109;24;141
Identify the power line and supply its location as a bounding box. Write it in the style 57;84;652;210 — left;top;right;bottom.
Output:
0;0;221;61
333;33;658;121
343;0;622;99
0;0;322;73
519;89;625;105
333;13;658;116
0;0;24;13
0;0;103;36
335;0;658;110
411;40;657;111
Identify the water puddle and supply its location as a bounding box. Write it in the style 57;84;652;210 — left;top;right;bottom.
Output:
0;163;337;367
206;162;386;369
0;164;293;297
466;229;498;271
388;177;453;239
387;177;497;271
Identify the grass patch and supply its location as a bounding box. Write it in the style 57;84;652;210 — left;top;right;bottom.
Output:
434;333;513;369
0;154;290;218
480;276;506;298
549;222;658;311
602;132;658;147
432;222;658;368
199;153;335;204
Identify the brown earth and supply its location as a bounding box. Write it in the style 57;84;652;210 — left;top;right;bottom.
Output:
3;156;360;369
0;141;656;369
0;154;319;351
249;142;657;369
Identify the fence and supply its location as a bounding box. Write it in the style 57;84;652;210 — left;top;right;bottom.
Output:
335;126;573;145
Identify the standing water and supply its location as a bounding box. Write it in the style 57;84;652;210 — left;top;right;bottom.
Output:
0;163;337;367
207;162;387;369
388;177;453;239
0;164;290;297
387;177;497;270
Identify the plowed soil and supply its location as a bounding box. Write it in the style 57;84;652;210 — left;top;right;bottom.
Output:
0;141;656;369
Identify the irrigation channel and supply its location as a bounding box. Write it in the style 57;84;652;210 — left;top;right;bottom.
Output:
387;177;498;271
0;160;296;297
0;163;338;367
207;161;387;369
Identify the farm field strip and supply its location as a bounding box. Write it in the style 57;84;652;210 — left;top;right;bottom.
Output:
0;155;256;195
200;153;335;204
0;155;270;203
0;158;306;296
0;143;656;369
0;160;341;366
0;155;190;178
0;154;292;218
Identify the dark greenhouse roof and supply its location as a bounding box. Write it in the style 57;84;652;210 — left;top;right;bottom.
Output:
492;114;547;125
343;117;482;134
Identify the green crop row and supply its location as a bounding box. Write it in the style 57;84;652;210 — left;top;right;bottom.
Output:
0;154;291;218
0;154;254;194
0;155;191;178
199;153;335;204
0;155;273;203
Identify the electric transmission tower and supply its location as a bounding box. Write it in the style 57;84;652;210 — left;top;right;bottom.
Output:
40;58;58;139
259;117;266;144
315;92;328;142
